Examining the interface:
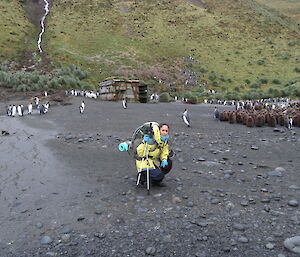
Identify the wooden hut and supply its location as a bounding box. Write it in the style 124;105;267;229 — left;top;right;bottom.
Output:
98;79;147;103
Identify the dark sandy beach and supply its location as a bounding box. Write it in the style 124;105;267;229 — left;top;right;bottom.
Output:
0;96;299;256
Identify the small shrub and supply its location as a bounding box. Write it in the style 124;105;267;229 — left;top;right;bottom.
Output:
189;95;198;104
259;78;268;84
208;72;217;81
294;67;300;73
212;81;218;87
272;79;281;85
159;92;171;102
244;79;251;84
257;59;265;65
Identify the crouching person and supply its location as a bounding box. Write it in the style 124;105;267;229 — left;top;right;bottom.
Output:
136;123;171;187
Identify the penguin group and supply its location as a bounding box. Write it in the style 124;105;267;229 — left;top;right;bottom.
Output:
216;103;300;129
65;89;98;99
6;95;50;117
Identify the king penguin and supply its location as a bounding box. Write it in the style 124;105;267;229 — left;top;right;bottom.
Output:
122;97;127;109
214;106;219;119
182;109;190;127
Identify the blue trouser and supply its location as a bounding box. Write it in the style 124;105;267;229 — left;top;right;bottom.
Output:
140;168;165;183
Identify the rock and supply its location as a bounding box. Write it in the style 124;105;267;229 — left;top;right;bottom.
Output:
41;236;53;245
289;185;300;190
273;128;281;132
211;199;220;204
145;246;156;255
240;201;249;207
61;234;70;242
36;222;43;229
59;226;72;234
178;158;184;163
283;236;300;254
232;223;246;231
201;161;221;167
198;157;206;161
94;233;106;239
266;243;275;249
288;200;299;207
238;236;249;243
163;235;172;243
172;196;181;204
268;167;285;177
45;252;57;256
186;201;194;207
251;146;259;150
77;216;85;221
277;254;285;257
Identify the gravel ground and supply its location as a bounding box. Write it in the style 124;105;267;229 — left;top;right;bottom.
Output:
0;96;299;257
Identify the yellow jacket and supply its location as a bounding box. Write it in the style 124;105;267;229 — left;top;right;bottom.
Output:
135;124;169;172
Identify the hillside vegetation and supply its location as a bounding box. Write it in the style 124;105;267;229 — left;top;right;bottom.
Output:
0;0;300;99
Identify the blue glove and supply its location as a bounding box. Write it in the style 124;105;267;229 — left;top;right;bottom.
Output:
161;160;168;168
143;134;150;143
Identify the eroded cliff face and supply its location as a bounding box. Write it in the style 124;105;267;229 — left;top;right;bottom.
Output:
21;0;51;27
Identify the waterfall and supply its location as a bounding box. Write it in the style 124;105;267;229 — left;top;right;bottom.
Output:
37;0;49;53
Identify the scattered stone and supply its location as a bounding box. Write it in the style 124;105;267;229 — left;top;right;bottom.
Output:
288;200;299;207
240;201;249;207
266;243;275;249
172;196;181;204
77;216;85;221
211;199;220;204
41;236;53;245
186;201;195;207
289;185;300;190
61;234;70;242
232;223;246;231
145;246;156;255
251;146;259;150
284;236;300;254
238;236;249;243
36;222;43;229
198;157;206;161
94;233;106;239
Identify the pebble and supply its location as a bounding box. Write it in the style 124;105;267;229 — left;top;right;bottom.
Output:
237;236;249;243
284;236;300;253
232;223;246;231
145;246;156;255
61;234;70;241
251;146;259;150
186;201;195;207
240;201;249;207
41;236;53;245
288;200;299;207
211;199;220;204
266;243;275;249
36;222;43;229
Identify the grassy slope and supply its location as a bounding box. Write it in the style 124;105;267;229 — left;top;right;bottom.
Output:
0;0;36;59
44;0;300;89
1;0;300;93
256;0;300;24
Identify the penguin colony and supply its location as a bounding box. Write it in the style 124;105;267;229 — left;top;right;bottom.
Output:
217;102;300;129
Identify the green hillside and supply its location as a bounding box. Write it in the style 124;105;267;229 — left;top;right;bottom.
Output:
1;0;300;98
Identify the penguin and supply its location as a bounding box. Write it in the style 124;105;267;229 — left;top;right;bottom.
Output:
20;104;24;116
43;102;49;113
122;97;127;109
7;105;12;116
214;106;219;119
79;100;85;113
17;105;23;116
182;109;190;127
28;103;33;114
34;96;39;107
44;91;48;97
11;105;17;117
